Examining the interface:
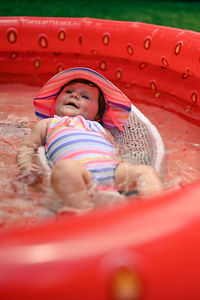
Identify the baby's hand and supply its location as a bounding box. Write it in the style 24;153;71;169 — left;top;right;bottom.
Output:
17;163;41;185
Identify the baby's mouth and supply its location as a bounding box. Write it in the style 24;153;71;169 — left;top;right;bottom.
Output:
65;102;79;108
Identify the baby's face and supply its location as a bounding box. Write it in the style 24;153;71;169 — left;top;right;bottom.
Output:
55;82;99;120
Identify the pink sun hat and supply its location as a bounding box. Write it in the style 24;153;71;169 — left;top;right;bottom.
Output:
33;67;131;131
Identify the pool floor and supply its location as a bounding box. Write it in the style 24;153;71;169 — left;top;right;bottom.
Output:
1;82;200;228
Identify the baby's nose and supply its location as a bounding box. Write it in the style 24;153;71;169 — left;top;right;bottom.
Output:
71;92;79;100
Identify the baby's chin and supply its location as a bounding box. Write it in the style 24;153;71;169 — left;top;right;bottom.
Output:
55;108;95;121
58;107;80;117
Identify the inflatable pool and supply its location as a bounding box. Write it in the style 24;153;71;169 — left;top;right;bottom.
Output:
1;17;200;299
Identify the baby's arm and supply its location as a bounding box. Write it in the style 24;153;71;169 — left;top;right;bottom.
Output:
17;118;50;174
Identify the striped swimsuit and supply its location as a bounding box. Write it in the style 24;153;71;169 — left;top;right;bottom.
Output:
45;115;120;190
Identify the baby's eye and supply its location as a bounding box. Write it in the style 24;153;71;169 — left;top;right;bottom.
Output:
82;95;89;100
65;89;72;94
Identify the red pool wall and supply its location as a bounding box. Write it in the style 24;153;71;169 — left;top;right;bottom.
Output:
1;16;200;110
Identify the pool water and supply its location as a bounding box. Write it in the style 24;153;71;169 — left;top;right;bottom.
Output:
1;82;200;228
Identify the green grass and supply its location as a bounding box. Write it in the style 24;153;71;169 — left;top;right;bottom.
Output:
1;0;200;32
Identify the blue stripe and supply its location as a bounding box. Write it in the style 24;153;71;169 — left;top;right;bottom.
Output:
109;101;131;111
48;138;115;160
34;92;58;100
93;175;114;182
88;122;93;131
35;111;49;119
93;122;103;132
54;67;110;83
46;132;114;153
89;167;115;173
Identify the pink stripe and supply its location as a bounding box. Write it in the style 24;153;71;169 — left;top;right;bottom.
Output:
82;159;120;166
64;150;116;160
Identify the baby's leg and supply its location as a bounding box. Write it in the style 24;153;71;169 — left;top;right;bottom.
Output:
115;162;162;196
51;159;94;210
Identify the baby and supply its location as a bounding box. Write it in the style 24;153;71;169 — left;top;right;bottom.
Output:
17;68;162;213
